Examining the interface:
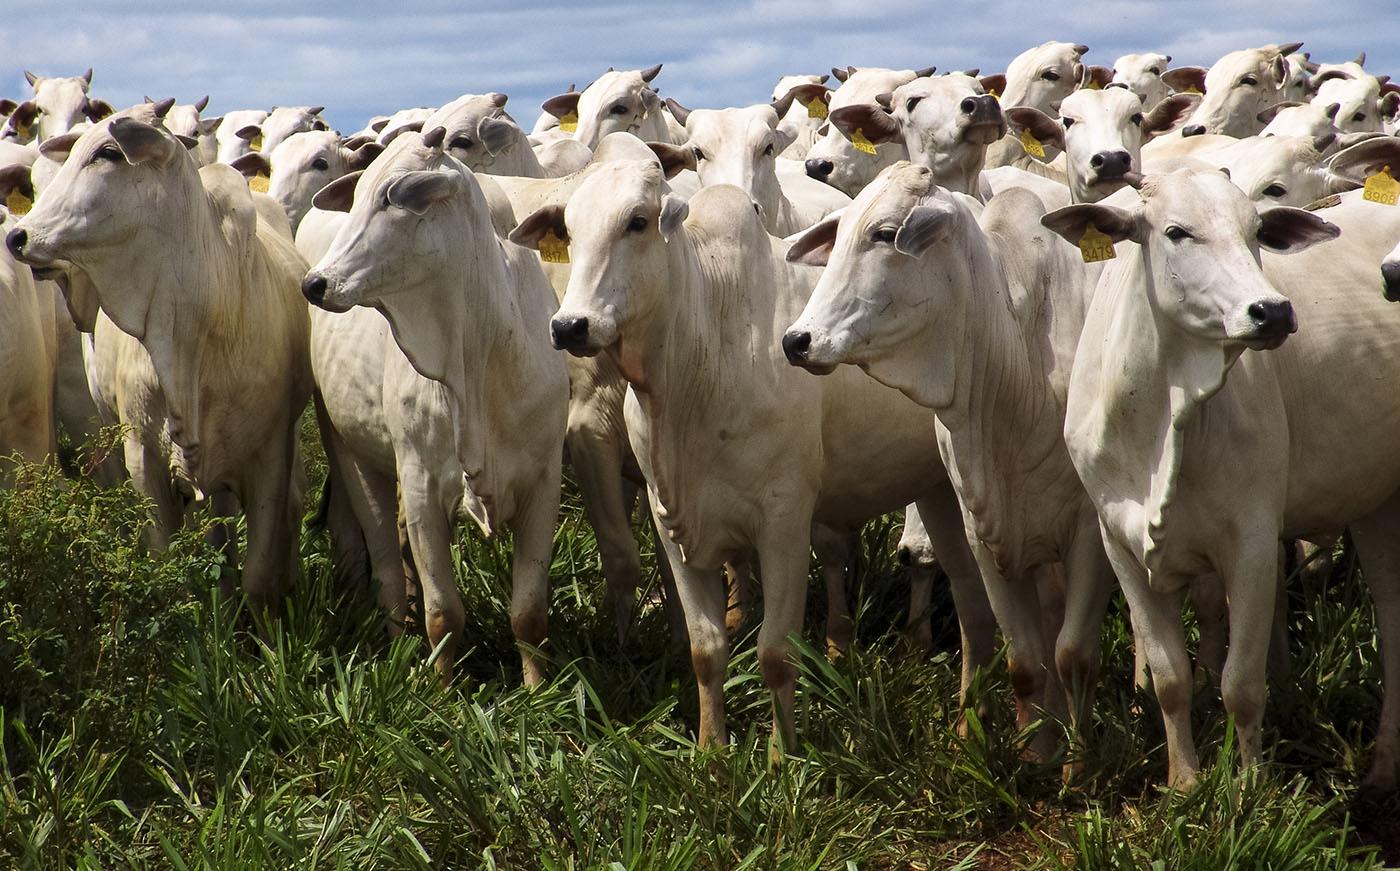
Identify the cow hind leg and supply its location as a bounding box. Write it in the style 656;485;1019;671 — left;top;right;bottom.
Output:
812;524;855;659
237;429;300;619
757;525;815;760
1219;536;1281;775
508;473;562;688
569;428;642;644
915;492;996;714
1350;501;1400;791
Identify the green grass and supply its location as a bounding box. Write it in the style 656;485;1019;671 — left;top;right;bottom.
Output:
0;424;1392;868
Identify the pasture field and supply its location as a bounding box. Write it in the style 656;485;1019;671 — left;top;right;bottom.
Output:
1;424;1396;869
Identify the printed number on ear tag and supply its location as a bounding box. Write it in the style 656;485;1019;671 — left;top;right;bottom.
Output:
1019;128;1046;159
5;188;32;216
1364;165;1399;206
850;128;877;155
1079;223;1116;263
538;230;570;264
249;173;270;194
559;111;579;134
249;133;263;153
805;98;828;120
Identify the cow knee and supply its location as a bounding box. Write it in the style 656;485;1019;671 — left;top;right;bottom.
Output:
758;645;797;692
1220;673;1267;727
511;603;548;651
690;634;728;688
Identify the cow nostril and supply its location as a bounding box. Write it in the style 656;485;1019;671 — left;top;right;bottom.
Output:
1248;300;1296;335
960;98;977;114
550;316;590;349
781;330;812;362
1090;153;1104;168
805;158;834;180
1182;124;1207;138
301;273;327;303
5;227;27;260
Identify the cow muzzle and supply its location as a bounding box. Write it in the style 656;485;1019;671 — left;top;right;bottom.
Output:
805;158;834;181
781;329;837;374
1382;261;1400;302
550;315;595;354
1090;150;1133;183
1245;299;1297;349
961;96;1005;144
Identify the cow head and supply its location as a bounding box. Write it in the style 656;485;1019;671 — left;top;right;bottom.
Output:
1178;43;1303;138
542;66;664;150
1042;168;1337;350
1208;132;1398;207
1312;76;1399;133
1000;41;1089;114
236;105;329;159
650;103;791;230
14;69;110;142
1260;100;1340;138
514;160;687;359
1111;53;1172;108
231;129;382;231
802;66;926;195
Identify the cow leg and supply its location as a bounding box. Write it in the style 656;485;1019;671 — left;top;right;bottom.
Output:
916;492;995;712
1220;536;1279;774
398;463;463;682
568;424;642;644
125;435;180;550
1190;574;1228;685
206;490;241;599
313;393;370;588
812;524;855;658
1269;557;1292;681
1105;531;1199;788
973;541;1056;757
905;563;935;654
645;502;689;648
508;472;562;688
1351;502;1400;790
1056;520;1115;777
757;524;813;760
339;452;410;635
656;525;729;747
237;425;299;617
724;559;754;637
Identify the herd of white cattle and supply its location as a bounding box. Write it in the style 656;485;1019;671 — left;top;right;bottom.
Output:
4;38;1400;792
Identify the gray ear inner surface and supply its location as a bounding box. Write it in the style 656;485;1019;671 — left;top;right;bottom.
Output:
894;203;957;257
659;194;689;241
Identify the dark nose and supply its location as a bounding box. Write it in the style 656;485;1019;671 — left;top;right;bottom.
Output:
551;316;590;350
301;273;327;304
805;158;834;180
1090;150;1132;179
1181;124;1207;138
5;227;27;260
781;330;811;363
1247;300;1296;337
1383;261;1400;302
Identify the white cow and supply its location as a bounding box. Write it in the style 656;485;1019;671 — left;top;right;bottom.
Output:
215;109;269;164
1049;169;1400;789
3;70;112;143
802;66;935;195
982;42;1089;169
375;107;436;145
782;164;1118;759
229;130;382;231
424;94;591;178
1312;76;1400;133
163;96;219;166
0;205;55;475
515;160;994;751
1260;100;1341;138
234;106;329;159
649;101;851;235
1171;43;1303;138
1111;53;1173;107
302;128;569;684
7;101;313;610
538;66;676;150
1211;133;1400;208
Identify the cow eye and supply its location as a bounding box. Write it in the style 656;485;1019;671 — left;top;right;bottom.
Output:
1130;113;1144;125
905;96;923;113
1164;225;1192;241
1353;112;1367;122
763;142;774;156
871;227;897;243
311;157;329;171
1263;183;1287;198
610;104;629;115
1239;75;1259;86
1041;70;1061;82
450;136;473;150
692;146;705;161
94;144;123;162
626;215;647;233
1147;67;1161;75
1062;117;1075;128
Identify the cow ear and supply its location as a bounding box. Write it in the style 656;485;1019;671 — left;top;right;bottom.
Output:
1380;92;1400;124
647;142;695;179
773;83;829;117
1005;106;1065;150
84;98;114;122
475;115;519;156
346;140;383;171
786;215;838;266
10;100;40;128
386;169;461;215
828;104;900;145
770;126;796;155
1141;94;1199;138
229;152;272;179
508;203;568;249
0;163;35;206
658;193;688;241
894;200;959;258
38;131;83;162
542;92;581;121
381;121;424;145
1257;100;1303;124
201;116;223;135
1162;66;1207;95
311;170;362;212
1326;136;1400;185
979;74;1007;97
109;117;177;165
1084;64;1115;90
0;98;15;116
236;124;263;142
1257;207;1338;252
1041;202;1141;245
1270;54;1288;89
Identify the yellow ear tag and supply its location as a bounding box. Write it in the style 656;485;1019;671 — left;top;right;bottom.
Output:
1183;86;1203;95
1086;80;1102;90
5;188;32;216
559;111;579;134
249;132;263;153
805;98;828;119
538;229;570;264
1079;223;1116;263
1019;128;1046;159
850;128;877;155
1363;165;1399;206
15;121;31;140
987;88;1000;101
249;172;270;194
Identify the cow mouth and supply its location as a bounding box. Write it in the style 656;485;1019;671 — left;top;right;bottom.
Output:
962;121;1005;145
1243;334;1291;351
791;359;837;375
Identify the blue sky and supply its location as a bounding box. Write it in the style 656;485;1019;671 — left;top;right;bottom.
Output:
4;1;1391;133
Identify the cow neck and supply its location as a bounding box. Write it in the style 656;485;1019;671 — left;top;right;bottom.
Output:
629;221;790;551
1080;246;1239;573
931;218;1075;577
376;205;526;534
917;139;986;197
